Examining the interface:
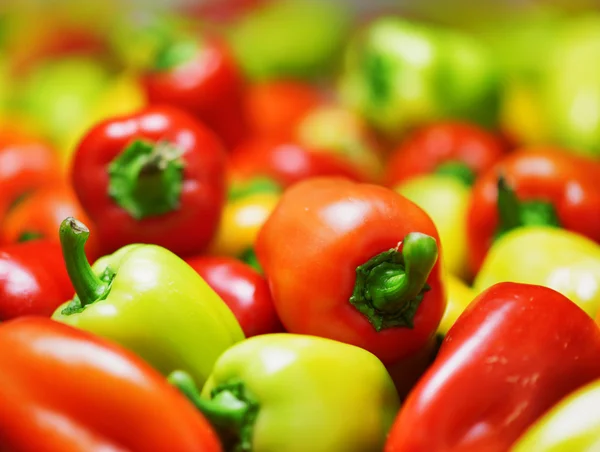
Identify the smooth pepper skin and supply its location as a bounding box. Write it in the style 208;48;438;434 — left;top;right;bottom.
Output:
176;333;400;452
185;256;283;337
0;128;62;224
228;138;367;189
0;183;100;261
384;121;506;188
143;35;247;149
52;217;244;387
474;226;600;318
0;317;222;452
511;379;600;451
0;241;73;320
385;282;600;452
256;177;445;364
467;147;600;274
71;105;226;257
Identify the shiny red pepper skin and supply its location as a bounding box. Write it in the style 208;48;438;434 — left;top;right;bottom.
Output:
385;282;600;452
0;128;62;224
0;317;222;452
383;121;506;187
143;36;246;149
256;177;444;365
466;148;600;274
0;241;74;320
71;105;226;257
184;256;283;337
227;138;367;188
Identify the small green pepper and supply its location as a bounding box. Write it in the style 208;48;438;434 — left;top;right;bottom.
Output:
169;333;400;452
52;217;245;387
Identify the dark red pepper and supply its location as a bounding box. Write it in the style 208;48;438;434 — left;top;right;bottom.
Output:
0;241;74;320
71;105;226;257
385;282;600;452
142;35;246;149
185;255;282;337
383;121;506;187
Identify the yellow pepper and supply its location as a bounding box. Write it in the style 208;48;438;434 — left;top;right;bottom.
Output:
474;226;600;318
437;272;476;336
395;174;471;280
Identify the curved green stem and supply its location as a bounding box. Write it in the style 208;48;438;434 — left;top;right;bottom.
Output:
108;139;184;220
168;371;257;452
496;175;522;232
59;217;111;308
350;232;438;331
434;161;476;186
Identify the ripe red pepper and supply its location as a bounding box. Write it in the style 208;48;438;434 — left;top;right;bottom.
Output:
256;177;444;364
185;255;282;337
467;148;600;274
0;241;74;320
228;138;366;189
71;105;226;257
0;317;222;451
0;128;62;224
1;183;100;261
385;282;600;452
244;79;325;139
142;35;246;149
383;121;506;187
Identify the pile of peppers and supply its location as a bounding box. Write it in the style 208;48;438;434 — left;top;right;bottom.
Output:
1;1;600;451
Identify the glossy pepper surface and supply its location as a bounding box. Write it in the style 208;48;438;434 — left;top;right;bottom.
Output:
0;183;100;261
52;217;244;387
0;317;222;452
384;121;506;188
71;105;226;257
467;148;600;273
511;379;600;451
185;256;282;337
474;226;600;318
385;282;600;452
256;177;444;364
169;333;400;452
143;34;246;149
0;128;62;224
0;241;74;320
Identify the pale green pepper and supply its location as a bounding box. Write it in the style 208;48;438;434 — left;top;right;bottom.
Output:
474;226;600;318
52;217;245;387
169;333;400;452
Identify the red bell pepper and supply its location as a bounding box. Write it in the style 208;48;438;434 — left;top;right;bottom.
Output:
244;79;325;140
385;282;600;452
71;105;226;257
0;128;62;224
256;177;444;364
184;255;283;337
142;34;246;149
228;138;366;189
466;147;600;274
0;241;74;320
383;121;506;187
1;183;100;261
0;317;222;451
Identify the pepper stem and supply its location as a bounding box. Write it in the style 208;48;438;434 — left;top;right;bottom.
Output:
168;370;257;452
59;217;111;308
495;175;561;240
434;161;476;186
108;139;185;220
350;232;438;331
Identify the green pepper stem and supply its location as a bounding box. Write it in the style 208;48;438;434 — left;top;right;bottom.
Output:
496;175;522;231
350;232;438;331
59;217;110;308
434;161;476;186
228;177;282;202
168;371;248;430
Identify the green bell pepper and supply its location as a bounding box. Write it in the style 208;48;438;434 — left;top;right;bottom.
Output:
169;333;400;452
339;17;499;136
511;379;600;451
52;217;245;387
474;226;600;318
